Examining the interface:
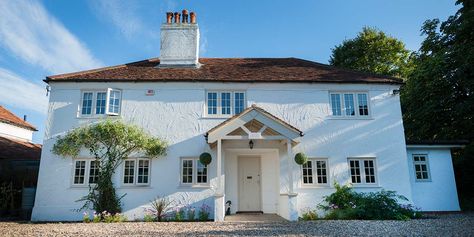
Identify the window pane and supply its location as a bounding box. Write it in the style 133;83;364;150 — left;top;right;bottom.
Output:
182;160;193;184
316;161;328;184
108;90;121;114
344;94;355;116
123;160;135;184
330;94;342;116
73;161;86;184
357;94;369;116
197;161;207;183
364;160;376;183
302;161;313;184
96;92;107;114
89;160;99;184
207;92;217;115
81;93;93;115
137;160;149;184
349;160;361;183
234;92;245;114
221;92;231;115
413;155;429;180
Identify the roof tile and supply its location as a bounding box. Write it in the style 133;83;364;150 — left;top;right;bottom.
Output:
46;58;403;84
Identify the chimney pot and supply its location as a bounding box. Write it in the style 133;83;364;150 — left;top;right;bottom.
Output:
23;115;27;121
166;12;173;24
182;9;189;23
174;12;180;24
190;12;196;24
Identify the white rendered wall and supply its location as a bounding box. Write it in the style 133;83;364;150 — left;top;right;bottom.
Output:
32;81;414;221
0;122;33;142
407;148;460;211
160;24;199;66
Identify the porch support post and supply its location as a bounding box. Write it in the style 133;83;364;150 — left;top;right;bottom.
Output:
214;139;225;222
287;139;298;221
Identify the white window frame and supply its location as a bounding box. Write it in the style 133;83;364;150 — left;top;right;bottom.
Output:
329;91;371;118
301;158;330;187
71;159;98;187
347;157;378;186
205;91;246;117
79;89;122;117
106;88;122;116
413;154;431;182
80;91;95;116
180;157;209;187
121;158;151;186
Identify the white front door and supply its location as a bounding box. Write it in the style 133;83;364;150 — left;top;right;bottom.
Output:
238;156;262;212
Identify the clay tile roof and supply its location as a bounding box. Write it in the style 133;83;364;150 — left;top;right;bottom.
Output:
0;106;37;131
0;136;42;160
45;58;403;84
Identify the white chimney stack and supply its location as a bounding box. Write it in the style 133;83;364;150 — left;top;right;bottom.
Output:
159;10;200;68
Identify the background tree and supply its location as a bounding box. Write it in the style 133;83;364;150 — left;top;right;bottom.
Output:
329;27;413;79
53;120;167;214
401;0;473;209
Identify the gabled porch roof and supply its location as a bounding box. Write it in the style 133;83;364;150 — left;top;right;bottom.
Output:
205;105;303;145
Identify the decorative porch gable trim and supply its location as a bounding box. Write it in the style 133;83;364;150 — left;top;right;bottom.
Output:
205;105;303;144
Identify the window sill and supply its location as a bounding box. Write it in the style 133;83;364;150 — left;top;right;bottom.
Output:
178;184;211;189
77;114;121;119
415;179;432;183
69;185;90;189
298;185;331;189
118;185;152;189
351;184;382;188
327;116;374;120
201;115;234;119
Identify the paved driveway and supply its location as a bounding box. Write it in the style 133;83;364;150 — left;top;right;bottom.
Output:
1;213;473;236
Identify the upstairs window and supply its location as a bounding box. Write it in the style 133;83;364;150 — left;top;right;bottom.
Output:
413;154;430;181
301;159;328;185
348;158;377;185
330;92;370;117
80;89;122;116
206;91;246;116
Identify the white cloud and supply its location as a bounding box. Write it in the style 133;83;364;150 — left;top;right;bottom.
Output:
0;0;103;74
88;0;157;41
0;68;48;114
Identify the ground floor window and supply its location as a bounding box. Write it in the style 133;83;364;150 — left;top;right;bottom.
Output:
413;154;430;181
348;158;377;185
72;159;99;186
122;158;151;186
301;159;328;185
180;157;208;186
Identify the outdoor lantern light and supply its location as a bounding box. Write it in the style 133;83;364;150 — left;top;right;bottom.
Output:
249;140;254;149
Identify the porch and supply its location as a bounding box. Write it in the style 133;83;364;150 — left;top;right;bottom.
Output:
205;105;303;221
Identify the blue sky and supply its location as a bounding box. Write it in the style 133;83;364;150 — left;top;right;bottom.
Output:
0;0;459;143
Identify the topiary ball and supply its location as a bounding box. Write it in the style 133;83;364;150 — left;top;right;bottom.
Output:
294;153;308;165
199;152;212;166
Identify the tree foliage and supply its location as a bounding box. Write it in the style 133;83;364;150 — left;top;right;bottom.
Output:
401;0;473;209
53;119;167;214
329;27;413;79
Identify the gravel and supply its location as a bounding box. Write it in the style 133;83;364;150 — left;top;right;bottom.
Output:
1;213;473;237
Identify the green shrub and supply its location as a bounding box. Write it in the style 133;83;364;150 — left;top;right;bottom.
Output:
299;208;318;220
144;213;155;222
186;207;196;221
319;183;421;220
82;212;91;223
173;207;185;221
198;203;211;221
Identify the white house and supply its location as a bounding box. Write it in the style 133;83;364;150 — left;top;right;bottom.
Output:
32;11;463;222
